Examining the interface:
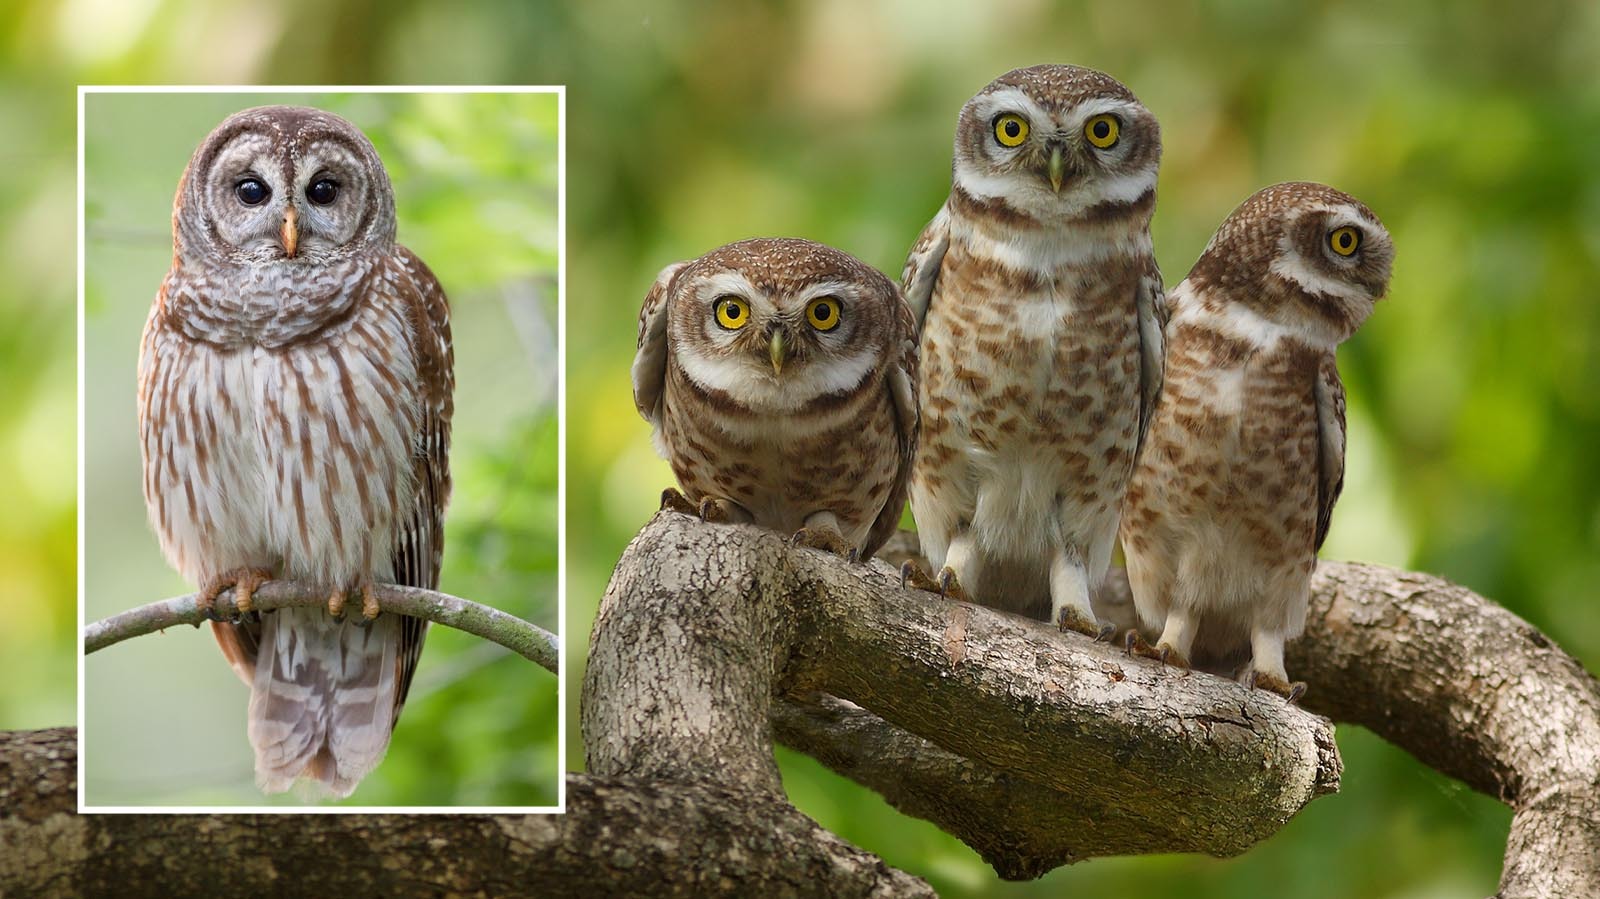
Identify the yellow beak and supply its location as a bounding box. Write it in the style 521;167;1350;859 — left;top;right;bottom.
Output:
1048;147;1065;193
768;329;787;376
280;206;299;258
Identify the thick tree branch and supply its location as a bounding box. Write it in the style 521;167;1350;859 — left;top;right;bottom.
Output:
0;728;923;898
83;580;559;675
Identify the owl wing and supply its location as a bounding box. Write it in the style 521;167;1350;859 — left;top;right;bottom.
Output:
1313;353;1347;552
900;203;951;331
1135;264;1169;453
632;261;690;428
864;290;920;559
386;245;455;721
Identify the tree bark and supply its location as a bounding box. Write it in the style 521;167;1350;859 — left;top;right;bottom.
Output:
6;514;1597;898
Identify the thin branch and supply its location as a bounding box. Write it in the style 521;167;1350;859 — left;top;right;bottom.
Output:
83;580;558;676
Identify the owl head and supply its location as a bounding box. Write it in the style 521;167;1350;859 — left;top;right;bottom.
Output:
655;238;903;412
1190;182;1395;344
953;64;1162;221
173;105;396;267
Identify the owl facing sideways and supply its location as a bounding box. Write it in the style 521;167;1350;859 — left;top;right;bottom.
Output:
139;106;454;797
902;65;1166;635
1120;182;1394;698
633;238;918;561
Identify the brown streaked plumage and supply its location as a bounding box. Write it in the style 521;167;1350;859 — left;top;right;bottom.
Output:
1120;181;1393;698
904;65;1166;634
138;106;453;798
633;238;917;560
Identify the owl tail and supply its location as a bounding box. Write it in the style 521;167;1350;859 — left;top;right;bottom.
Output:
247;607;403;799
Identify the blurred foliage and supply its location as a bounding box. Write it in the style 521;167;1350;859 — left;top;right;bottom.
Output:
78;91;560;806
4;0;1598;891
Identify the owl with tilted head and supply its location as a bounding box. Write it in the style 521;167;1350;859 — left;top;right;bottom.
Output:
902;65;1167;636
139;105;453;797
633;238;918;560
1121;182;1394;698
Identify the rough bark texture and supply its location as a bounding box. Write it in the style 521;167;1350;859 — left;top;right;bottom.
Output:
0;728;925;899
8;514;1598;897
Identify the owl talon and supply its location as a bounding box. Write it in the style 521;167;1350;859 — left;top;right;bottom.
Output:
698;497;733;524
199;567;273;620
326;588;347;620
936;567;970;604
1056;607;1101;638
360;582;381;621
1094;623;1117;643
790;527;855;558
659;487;698;515
1157;643;1191;670
1250;670;1301;700
1125;630;1162;660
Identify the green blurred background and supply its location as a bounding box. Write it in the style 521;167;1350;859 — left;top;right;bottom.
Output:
79;91;560;805
4;0;1597;892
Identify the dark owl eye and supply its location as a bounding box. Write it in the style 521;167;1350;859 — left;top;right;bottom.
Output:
307;178;339;205
1329;226;1361;257
1084;114;1120;149
993;113;1029;148
235;178;270;206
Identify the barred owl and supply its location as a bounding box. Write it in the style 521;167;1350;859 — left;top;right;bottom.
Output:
138;105;453;797
633;238;917;560
1120;182;1394;698
902;65;1166;636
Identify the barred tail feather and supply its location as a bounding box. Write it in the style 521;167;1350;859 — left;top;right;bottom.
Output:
248;607;403;799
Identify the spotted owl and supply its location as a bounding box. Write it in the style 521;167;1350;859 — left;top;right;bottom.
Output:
902;65;1166;635
138;106;453;797
1120;182;1394;698
632;238;918;560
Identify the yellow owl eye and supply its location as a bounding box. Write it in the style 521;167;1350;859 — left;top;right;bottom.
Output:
714;296;750;330
806;297;842;331
1084;114;1120;149
993;113;1029;148
1329;226;1361;257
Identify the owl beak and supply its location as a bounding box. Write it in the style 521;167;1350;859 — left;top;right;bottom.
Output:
1047;146;1066;193
280;206;299;258
767;328;788;376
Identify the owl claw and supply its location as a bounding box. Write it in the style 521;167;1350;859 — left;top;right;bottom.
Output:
936;567;971;604
1125;630;1161;659
698;497;733;524
790;527;855;558
899;560;941;594
1250;670;1304;701
1094;623;1117;643
659;487;698;515
1157;643;1191;671
326;588;347;620
1056;607;1100;638
198;567;272;621
360;582;381;621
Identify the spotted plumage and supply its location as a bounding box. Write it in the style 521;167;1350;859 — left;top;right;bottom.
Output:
633;238;917;559
1120;181;1393;697
904;65;1166;633
138;106;453;797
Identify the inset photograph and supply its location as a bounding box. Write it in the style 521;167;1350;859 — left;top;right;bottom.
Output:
80;88;562;809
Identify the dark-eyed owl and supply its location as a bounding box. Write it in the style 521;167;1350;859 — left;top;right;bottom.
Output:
633;238;917;560
902;65;1166;636
1120;182;1394;698
138;105;453;797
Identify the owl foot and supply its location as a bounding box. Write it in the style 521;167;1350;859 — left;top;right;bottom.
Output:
790;527;857;560
659;487;698;515
698;496;738;524
1056;607;1101;638
1094;623;1117;643
360;582;381;621
1250;671;1307;703
899;560;940;592
936;567;971;603
198;567;272;621
1157;642;1191;670
1124;630;1162;660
